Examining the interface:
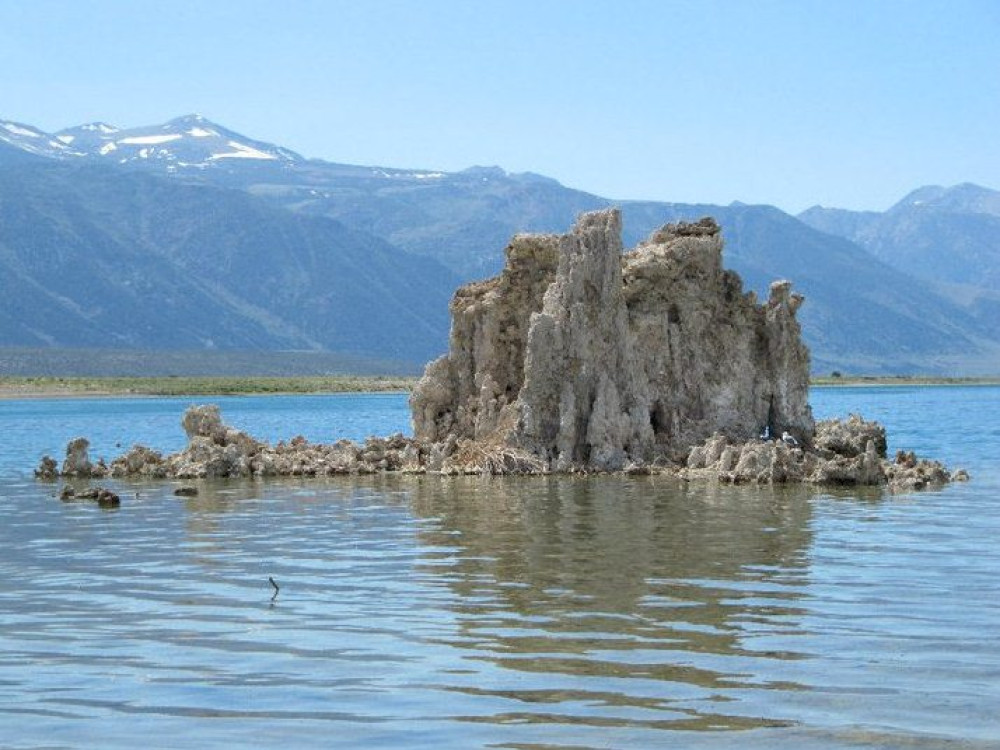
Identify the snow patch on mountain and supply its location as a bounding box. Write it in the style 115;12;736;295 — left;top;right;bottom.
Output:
80;123;119;134
3;123;42;138
119;134;183;145
0;120;83;157
209;140;278;160
4;114;297;168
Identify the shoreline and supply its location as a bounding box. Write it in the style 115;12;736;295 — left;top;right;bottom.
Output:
2;375;999;400
811;376;1000;387
0;376;418;400
812;379;1000;388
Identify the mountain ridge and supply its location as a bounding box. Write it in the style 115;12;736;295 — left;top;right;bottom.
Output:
2;113;998;375
799;183;1000;294
0;156;457;363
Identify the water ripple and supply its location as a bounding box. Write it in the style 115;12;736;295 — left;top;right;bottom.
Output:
1;386;999;748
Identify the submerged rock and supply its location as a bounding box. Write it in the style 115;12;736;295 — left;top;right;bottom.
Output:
35;210;957;491
58;485;120;508
94;487;121;508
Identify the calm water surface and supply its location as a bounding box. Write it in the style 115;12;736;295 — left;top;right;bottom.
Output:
0;386;998;748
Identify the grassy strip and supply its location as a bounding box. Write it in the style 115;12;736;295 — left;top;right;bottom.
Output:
0;375;419;396
3;374;997;397
811;375;1000;386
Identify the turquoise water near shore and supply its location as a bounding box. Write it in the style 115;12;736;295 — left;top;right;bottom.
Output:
1;386;998;748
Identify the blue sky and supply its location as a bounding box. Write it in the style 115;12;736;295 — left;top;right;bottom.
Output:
1;0;997;213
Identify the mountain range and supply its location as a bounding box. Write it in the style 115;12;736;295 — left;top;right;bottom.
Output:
2;114;998;375
799;184;1000;331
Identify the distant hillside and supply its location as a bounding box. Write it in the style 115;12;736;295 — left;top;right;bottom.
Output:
799;183;1000;362
2;114;999;375
0;155;456;364
800;183;1000;293
0;348;420;377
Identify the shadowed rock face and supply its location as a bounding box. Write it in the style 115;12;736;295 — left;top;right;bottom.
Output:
410;209;815;471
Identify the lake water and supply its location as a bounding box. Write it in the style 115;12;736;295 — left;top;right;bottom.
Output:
1;386;998;749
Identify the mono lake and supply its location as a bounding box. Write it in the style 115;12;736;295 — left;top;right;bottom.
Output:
1;386;998;748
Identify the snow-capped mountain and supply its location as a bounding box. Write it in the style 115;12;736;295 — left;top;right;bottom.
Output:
1;114;303;171
50;121;121;154
0;119;83;158
53;114;304;170
1;114;458;180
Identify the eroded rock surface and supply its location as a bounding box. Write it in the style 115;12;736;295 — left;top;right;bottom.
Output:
411;209;814;472
98;405;425;479
62;437;94;477
681;415;956;491
36;402;957;492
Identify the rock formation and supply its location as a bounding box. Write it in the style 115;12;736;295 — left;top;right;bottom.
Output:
411;209;814;472
35;210;962;492
90;405;424;479
62;437;95;477
59;485;121;508
36;402;957;492
682;415;952;490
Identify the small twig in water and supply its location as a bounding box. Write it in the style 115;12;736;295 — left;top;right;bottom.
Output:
268;576;280;600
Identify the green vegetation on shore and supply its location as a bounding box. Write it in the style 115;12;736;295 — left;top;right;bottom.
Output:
2;374;998;398
0;375;419;397
811;374;1000;387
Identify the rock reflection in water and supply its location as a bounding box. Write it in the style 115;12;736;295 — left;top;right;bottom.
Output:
408;475;817;730
131;474;821;733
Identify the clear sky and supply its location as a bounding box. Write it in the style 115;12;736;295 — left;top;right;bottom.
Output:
1;0;997;213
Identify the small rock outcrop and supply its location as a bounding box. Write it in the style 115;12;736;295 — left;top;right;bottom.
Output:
37;405;956;492
35;210;960;492
62;437;95;477
411;209;814;472
58;485;120;508
681;415;957;490
56;404;426;480
34;456;58;480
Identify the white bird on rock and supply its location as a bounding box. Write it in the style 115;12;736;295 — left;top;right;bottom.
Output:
781;431;799;447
